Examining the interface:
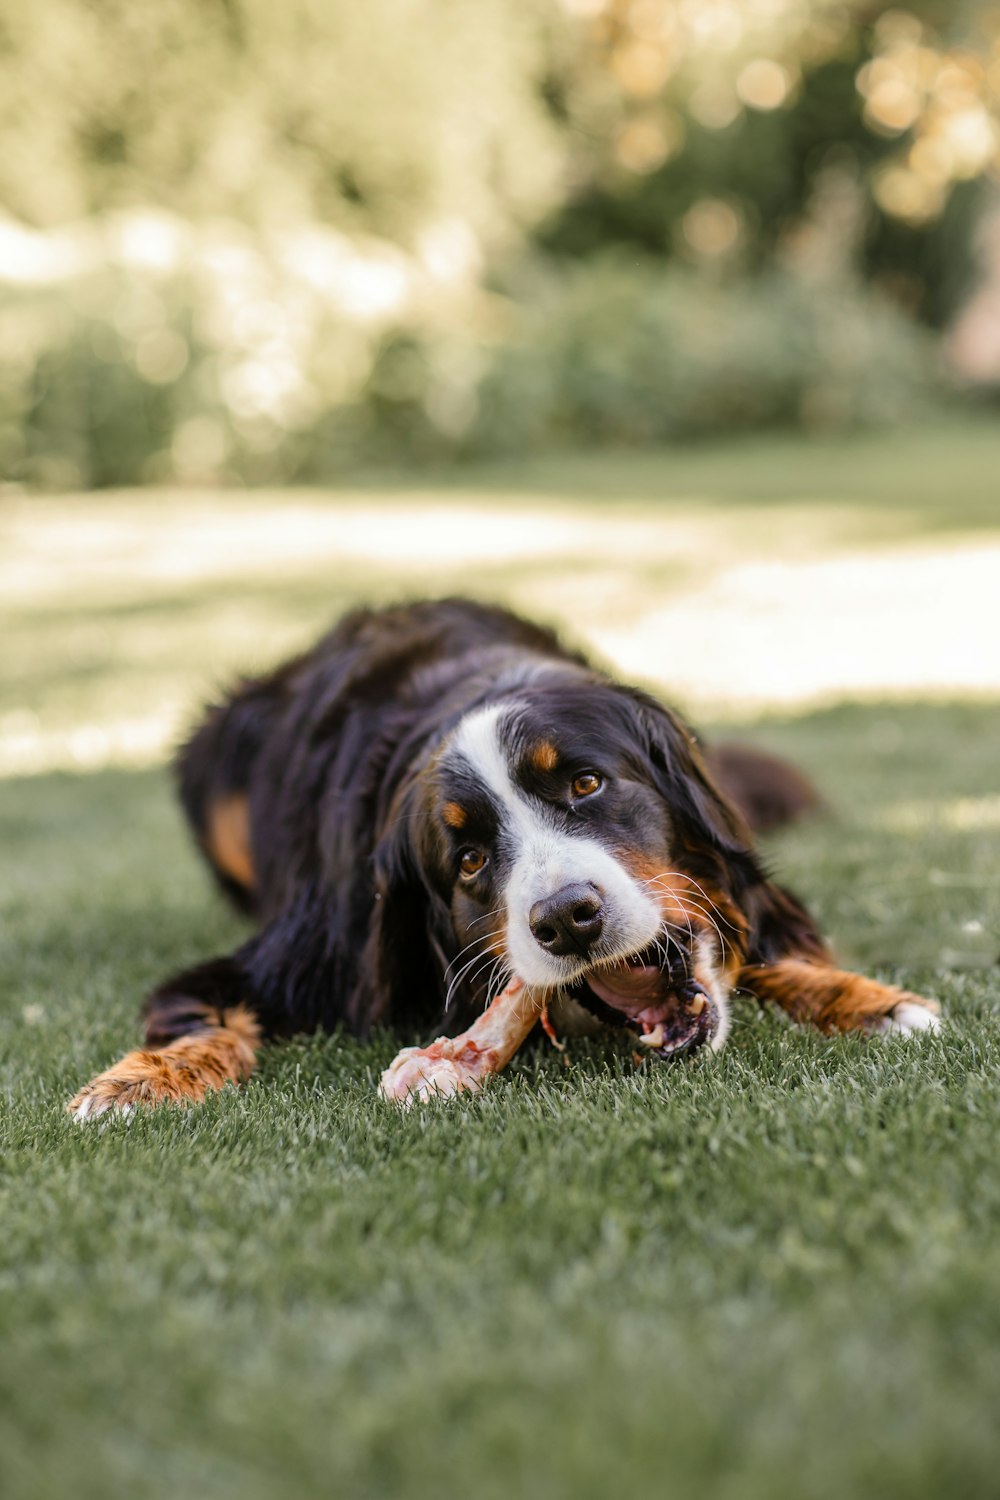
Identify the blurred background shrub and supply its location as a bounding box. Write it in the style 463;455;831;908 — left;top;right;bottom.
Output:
0;0;998;486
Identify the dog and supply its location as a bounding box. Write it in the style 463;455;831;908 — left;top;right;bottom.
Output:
68;598;939;1118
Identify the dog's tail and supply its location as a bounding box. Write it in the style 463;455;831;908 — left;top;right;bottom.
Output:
705;742;823;836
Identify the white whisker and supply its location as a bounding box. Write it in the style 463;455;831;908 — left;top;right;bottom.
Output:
442;927;506;986
444;941;507;1012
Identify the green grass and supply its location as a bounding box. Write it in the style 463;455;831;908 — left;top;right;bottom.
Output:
2;424;1000;1499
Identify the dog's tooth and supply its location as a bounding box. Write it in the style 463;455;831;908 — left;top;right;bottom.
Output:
688;993;706;1015
638;1023;666;1048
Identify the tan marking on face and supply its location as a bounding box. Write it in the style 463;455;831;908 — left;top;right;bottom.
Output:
206;794;255;889
531;740;559;774
442;800;467;830
618;854;748;974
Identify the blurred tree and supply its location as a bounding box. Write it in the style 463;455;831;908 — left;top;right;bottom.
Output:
0;0;996;485
0;0;565;247
539;0;1000;325
1;0;996;322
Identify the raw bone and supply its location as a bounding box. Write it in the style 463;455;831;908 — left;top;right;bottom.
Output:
380;977;543;1105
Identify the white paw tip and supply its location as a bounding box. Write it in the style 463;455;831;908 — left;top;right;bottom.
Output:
874;1001;942;1037
70;1092;131;1122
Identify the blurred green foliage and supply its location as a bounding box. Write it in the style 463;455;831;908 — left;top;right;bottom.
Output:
475;255;940;449
0;1;562;240
0;0;997;486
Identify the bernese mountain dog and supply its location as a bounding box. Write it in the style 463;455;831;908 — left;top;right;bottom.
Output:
69;597;939;1118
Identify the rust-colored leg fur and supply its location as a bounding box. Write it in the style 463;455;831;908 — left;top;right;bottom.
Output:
737;958;940;1034
67;1006;260;1120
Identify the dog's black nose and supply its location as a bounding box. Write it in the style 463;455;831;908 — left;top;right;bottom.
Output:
529;883;605;957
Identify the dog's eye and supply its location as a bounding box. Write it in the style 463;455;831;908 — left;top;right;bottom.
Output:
571;772;603;798
459;848;488;879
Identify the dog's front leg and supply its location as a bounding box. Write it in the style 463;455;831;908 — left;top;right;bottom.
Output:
380;977;544;1105
736;958;940;1035
68;1004;261;1120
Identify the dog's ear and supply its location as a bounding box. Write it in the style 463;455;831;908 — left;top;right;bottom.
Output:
630;692;830;969
741;879;830;965
354;778;456;1032
631;694;759;888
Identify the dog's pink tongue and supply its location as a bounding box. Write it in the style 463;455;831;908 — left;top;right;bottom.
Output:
586;963;664;1021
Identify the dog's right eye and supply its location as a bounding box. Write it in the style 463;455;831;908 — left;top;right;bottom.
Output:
571;772;603;799
459;848;488;879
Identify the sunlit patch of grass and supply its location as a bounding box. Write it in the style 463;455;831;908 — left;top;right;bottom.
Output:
5;420;1000;774
876;794;1000;834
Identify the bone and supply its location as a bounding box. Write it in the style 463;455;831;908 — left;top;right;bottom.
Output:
379;976;544;1106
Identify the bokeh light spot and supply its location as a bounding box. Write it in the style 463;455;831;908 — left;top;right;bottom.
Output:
681;198;744;258
736;58;792;112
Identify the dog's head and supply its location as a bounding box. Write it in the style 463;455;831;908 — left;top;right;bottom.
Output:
374;675;759;1055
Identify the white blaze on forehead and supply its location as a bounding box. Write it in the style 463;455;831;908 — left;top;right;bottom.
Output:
449;704;662;987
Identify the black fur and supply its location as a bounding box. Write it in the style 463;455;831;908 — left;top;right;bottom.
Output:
144;598;824;1048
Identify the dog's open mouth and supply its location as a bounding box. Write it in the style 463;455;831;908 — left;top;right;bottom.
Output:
569;939;718;1059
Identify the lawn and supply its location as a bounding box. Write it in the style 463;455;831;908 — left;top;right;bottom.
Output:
2;421;999;1500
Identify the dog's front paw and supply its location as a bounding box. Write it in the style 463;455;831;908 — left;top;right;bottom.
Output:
379;978;540;1106
379;1042;483;1106
871;997;942;1037
68;1020;258;1122
68;1053;181;1121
